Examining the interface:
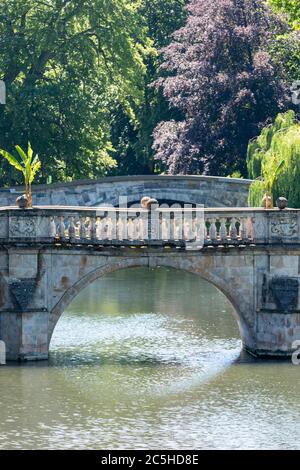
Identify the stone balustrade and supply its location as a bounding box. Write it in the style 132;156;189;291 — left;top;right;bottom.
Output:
1;205;300;360
0;206;299;248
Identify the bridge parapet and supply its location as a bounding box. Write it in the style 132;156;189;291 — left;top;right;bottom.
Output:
0;206;299;248
1;205;300;361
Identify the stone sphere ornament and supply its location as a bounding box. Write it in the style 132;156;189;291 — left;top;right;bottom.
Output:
145;198;159;210
140;196;151;209
276;197;288;210
16;194;29;209
140;196;159;210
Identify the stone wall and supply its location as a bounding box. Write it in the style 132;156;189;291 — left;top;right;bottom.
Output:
1;246;300;360
0;175;252;208
1;206;299;361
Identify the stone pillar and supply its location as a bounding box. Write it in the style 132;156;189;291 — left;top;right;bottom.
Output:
0;249;50;361
0;311;49;361
253;253;300;357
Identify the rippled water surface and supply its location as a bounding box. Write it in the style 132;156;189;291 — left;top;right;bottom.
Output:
0;267;300;449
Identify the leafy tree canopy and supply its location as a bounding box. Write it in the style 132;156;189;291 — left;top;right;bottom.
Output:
0;0;152;184
248;110;300;208
110;0;187;176
268;0;300;85
153;0;289;176
268;0;300;28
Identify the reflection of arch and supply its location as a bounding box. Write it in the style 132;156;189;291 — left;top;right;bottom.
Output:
48;258;253;349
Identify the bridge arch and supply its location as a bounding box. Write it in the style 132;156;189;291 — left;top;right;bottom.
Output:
48;257;255;352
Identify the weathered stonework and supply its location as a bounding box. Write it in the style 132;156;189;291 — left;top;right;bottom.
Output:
270;214;298;240
270;277;299;313
0;175;251;208
8;278;37;312
9;217;36;238
0;246;299;361
0;207;299;361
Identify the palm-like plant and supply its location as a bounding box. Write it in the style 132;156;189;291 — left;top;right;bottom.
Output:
262;155;285;208
248;155;285;208
0;143;41;207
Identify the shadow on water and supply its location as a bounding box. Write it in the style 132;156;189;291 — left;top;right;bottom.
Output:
4;349;293;370
1;269;300;450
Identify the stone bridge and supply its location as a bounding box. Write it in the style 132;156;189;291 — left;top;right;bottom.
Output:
0;175;251;208
0;205;300;361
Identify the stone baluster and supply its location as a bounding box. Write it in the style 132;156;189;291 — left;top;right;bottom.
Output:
229;217;238;240
117;217;124;241
79;216;87;240
192;216;199;241
50;217;56;238
107;217;113;241
219;218;228;242
58;216;66;240
133;216;140;240
174;213;183;241
193;217;203;241
103;217;110;241
158;212;163;240
204;220;209;242
209;219;217;242
68;217;76;242
97;217;104;240
133;217;138;240
136;216;144;241
89;217;97;241
161;217;169;241
239;217;247;241
184;218;192;241
128;218;134;240
247;217;254;240
169;214;174;241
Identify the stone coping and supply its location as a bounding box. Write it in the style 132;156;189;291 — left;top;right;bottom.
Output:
0;174;253;193
0;205;298;213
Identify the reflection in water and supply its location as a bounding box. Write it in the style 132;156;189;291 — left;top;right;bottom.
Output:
0;267;300;449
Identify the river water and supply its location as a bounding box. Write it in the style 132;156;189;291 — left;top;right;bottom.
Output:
0;267;299;450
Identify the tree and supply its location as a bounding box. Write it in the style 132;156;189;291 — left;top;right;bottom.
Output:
268;0;300;85
268;0;300;28
110;0;187;176
248;110;300;208
0;0;150;185
153;0;289;176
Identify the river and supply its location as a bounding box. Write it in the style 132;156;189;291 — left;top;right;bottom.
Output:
0;267;299;450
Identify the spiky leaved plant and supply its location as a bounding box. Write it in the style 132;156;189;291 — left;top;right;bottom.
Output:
0;143;41;207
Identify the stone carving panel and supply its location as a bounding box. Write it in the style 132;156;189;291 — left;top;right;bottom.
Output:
9;217;36;238
270;215;298;240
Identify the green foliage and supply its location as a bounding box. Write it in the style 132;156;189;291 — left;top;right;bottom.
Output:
0;0;187;183
1;1;297;184
248;179;266;207
227;171;243;179
110;0;187;175
0;0;152;184
0;142;41;203
268;0;300;83
268;0;300;29
248;110;300;207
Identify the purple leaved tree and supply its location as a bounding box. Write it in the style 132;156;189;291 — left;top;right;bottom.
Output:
153;0;288;176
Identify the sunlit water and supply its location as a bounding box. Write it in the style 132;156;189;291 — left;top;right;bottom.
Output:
0;267;300;450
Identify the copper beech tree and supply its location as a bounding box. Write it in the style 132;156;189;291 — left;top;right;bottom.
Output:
153;0;289;176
